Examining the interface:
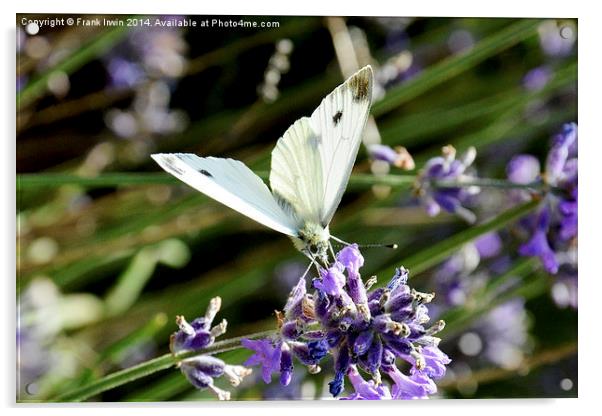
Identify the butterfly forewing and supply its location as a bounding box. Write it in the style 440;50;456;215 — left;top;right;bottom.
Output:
151;153;299;236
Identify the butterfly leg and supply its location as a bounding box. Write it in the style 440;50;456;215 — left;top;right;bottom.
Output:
302;251;325;276
328;241;337;261
331;235;352;246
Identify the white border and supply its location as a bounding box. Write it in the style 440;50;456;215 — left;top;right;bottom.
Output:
5;1;600;415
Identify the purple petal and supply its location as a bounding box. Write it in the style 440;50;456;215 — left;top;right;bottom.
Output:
519;230;559;274
474;232;503;259
506;154;541;184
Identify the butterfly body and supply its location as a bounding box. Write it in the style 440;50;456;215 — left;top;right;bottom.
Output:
292;222;331;265
152;66;373;265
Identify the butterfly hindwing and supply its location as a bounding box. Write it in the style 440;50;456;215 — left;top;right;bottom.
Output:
151;153;299;236
270;66;373;227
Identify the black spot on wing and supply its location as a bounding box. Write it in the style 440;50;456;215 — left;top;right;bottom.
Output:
199;169;213;178
333;111;343;126
348;71;370;102
162;155;184;175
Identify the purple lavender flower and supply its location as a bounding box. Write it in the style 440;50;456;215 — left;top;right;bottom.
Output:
433;232;502;307
367;144;415;170
429;239;532;370
241;338;282;384
522;66;552;92
474;232;503;259
538;20;576;57
415;145;480;223
106;20;188;87
551;247;578;309
342;365;392;400
243;245;450;400
552;271;578;309
170;297;227;353
386;365;437;399
507;123;578;276
467;299;531;370
106;57;145;90
170;297;252;400
103;22;189;140
243;277;327;386
519;206;559;274
506;154;541;185
545;123;577;186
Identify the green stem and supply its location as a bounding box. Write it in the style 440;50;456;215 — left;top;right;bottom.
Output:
51;329;275;402
432;178;544;190
16;172;545;191
15;172;416;189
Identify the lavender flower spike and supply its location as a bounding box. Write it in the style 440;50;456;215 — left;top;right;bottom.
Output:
170;297;227;353
508;122;577;276
179;356;251;400
170;297;252;400
415;145;480;223
242;245;450;399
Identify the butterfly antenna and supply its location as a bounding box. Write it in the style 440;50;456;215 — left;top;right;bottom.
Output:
331;235;398;250
358;243;398;249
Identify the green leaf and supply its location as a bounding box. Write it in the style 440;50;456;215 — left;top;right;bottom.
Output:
379;61;576;148
372;19;542;116
103;239;191;317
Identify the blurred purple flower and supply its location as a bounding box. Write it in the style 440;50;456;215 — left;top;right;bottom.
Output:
506;154;541;185
552;272;578;309
367;144;415;170
474;232;503;259
415;145;480;223
538;20;576;57
522;66;552;91
106;57;145;89
433;232;502;307
17;75;28;92
507;123;577;276
448;29;476;55
474;299;531;370
518;207;559;274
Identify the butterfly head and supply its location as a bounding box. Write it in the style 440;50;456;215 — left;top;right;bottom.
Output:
293;222;331;266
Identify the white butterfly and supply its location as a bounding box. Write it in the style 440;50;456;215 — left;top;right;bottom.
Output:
152;66;373;265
